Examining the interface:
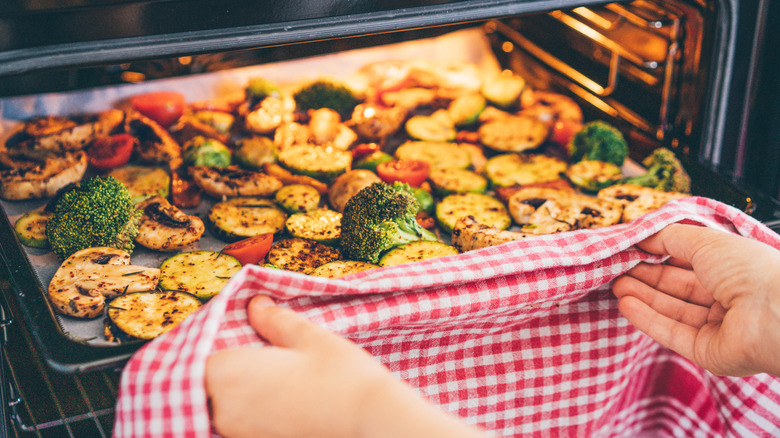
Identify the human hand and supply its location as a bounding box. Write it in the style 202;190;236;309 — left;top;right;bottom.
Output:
206;295;485;438
612;223;780;377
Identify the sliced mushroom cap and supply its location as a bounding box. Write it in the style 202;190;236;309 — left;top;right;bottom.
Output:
621;190;688;223
16;109;125;158
125;111;182;170
0;151;87;201
189;165;283;198
507;187;574;225
328;169;382;213
451;215;530;252
48;247;160;318
135;196;205;251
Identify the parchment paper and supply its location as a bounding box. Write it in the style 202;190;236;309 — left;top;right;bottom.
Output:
0;27;502;346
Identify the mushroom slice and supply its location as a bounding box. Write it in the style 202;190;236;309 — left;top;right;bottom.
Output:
135;196;205;251
621;190;688;223
451;215;530;252
598;184;687;222
125;111;182;169
0;150;87;201
9;110;125;159
521;200;577;235
576;197;623;229
507;187;574;225
508;187;623;233
48;247;160;319
189;165;283;198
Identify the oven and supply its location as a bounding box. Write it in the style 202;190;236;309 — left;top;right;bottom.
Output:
0;0;778;435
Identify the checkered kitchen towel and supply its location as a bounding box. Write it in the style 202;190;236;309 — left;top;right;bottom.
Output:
113;197;780;437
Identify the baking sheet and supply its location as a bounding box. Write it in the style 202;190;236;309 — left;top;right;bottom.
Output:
0;27;504;346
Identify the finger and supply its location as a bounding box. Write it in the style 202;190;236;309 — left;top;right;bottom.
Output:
617;295;698;362
612;274;711;328
621;262;715;307
247;294;328;349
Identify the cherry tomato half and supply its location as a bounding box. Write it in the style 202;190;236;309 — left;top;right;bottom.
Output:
549;119;583;149
130;91;185;128
87;134;136;171
351;143;381;160
222;233;274;266
376;159;430;188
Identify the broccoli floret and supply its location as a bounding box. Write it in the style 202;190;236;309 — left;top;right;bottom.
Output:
45;176;142;259
245;77;281;108
623;147;691;193
293;80;360;118
340;182;437;263
568;120;629;166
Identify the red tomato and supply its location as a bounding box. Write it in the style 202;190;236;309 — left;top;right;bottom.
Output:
130;91;185;128
87;134;136;171
222;234;274;266
376;160;430;188
351;143;381;159
549;119;583;148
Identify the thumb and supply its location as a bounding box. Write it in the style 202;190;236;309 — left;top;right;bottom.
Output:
246;294;321;349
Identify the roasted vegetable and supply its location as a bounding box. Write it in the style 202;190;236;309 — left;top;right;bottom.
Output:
622;147;691;193
159;250;241;300
48;247;159;318
565;160;623;192
14;210;52;249
567;120;628;166
339;182;437;264
181;136;232;168
293;80;360;118
378;241;459;267
245;77;281;108
45;176;142;259
266;238;341;274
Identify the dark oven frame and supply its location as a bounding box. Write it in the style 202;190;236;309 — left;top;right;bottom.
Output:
0;0;778;435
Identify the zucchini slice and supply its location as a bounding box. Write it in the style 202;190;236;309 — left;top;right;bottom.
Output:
106;291;202;340
109;165;171;204
277;144;352;183
379;241;459;267
565;160;623;192
394;141;471;170
405;115;456;142
285;209;342;245
448;93;486;126
13;210;52;248
310;260;379;278
234;136;278;170
275;184;321;214
266;238;341;274
208;197;287;241
478;115;549;152
481;70;526;108
484;153;567;187
428;168;488;196
436;192;511;234
159;250;242;300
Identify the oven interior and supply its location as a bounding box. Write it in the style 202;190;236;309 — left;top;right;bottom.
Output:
1;0;778;435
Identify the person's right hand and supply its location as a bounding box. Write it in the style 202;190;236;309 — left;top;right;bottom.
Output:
612;223;780;377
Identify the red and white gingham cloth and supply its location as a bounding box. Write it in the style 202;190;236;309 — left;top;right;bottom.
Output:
113;197;780;437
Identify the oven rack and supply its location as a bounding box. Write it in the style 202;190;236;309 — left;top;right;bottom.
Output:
1;302;118;437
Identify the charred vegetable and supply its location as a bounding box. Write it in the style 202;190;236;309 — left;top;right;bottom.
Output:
567;120;628;166
45;175;142;259
339;182;437;264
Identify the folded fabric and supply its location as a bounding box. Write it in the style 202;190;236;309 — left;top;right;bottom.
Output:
113;197;780;437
